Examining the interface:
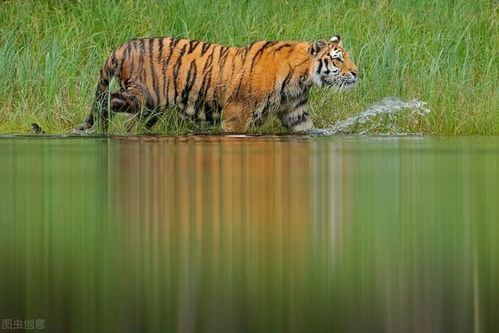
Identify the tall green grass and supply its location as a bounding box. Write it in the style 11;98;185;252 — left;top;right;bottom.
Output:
0;0;497;134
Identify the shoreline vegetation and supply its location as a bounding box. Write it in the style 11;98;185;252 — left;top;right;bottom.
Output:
0;0;497;135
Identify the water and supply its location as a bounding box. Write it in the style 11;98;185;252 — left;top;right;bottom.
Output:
313;97;431;135
0;136;498;333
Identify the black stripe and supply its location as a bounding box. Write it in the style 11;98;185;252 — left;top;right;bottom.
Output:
241;42;257;64
110;50;117;65
298;78;308;92
194;69;211;113
99;78;109;91
200;42;212;56
204;48;215;72
181;60;198;106
149;38;159;106
99;68;106;82
252;41;277;63
141;39;153;108
161;39;173;106
230;56;237;79
118;46;127;77
194;46;215;109
323;59;331;75
242;41;277;95
231;44;253;98
129;40;137;76
260;99;272;119
233;76;245;100
294;97;308;109
171;38;181;48
156;38;165;103
110;50;118;77
293;58;310;69
126;42;133;60
137;39;146;85
212;45;226;99
248;41;277;78
163;38;180;105
172;44;187;104
246;41;257;50
279;67;294;103
143;49;156;110
273;43;292;53
188;40;200;54
157;38;164;63
218;46;230;66
316;58;323;74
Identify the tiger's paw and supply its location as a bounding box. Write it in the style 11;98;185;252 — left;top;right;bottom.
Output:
73;123;94;135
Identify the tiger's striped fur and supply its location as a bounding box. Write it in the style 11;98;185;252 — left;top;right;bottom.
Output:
74;35;358;133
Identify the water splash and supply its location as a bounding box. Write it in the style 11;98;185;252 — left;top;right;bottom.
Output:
313;97;431;135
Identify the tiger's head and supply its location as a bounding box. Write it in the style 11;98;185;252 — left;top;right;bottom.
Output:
310;35;359;89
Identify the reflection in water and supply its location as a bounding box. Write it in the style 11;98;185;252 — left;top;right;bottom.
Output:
0;136;498;332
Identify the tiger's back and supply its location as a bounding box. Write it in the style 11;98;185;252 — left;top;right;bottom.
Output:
75;35;358;133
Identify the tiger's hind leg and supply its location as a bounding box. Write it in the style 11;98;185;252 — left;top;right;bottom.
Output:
110;79;148;113
110;80;157;132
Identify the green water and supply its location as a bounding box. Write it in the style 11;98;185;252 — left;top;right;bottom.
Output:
0;136;498;333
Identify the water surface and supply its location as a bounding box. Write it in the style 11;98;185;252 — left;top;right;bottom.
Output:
0;136;498;332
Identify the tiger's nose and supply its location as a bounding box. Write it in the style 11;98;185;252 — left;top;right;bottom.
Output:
351;70;359;78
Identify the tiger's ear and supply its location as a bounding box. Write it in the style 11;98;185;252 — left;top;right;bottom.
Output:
330;35;343;47
310;38;327;56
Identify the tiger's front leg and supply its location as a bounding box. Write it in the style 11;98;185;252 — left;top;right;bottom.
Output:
279;98;314;133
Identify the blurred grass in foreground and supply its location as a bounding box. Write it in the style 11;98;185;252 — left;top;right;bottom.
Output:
0;0;497;134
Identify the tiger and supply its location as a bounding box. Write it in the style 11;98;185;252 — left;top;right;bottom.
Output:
74;35;358;134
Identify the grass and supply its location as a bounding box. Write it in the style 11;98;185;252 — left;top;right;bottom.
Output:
0;0;497;135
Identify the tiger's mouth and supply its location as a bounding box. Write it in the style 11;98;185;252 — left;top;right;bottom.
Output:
337;78;357;89
323;76;358;89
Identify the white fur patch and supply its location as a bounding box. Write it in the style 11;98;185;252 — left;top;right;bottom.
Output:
330;49;344;62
